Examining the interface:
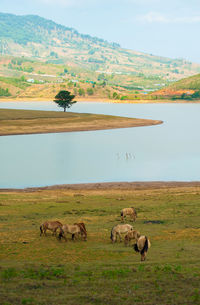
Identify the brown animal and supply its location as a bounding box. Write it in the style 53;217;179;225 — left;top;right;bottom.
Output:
133;235;151;261
58;224;82;241
40;221;63;236
73;222;87;241
110;224;133;243
124;230;140;246
121;207;137;222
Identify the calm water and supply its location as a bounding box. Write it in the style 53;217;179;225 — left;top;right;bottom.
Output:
1;101;200;188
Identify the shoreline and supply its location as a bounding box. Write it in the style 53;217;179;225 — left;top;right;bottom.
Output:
1;97;200;104
1;181;200;192
0;120;162;136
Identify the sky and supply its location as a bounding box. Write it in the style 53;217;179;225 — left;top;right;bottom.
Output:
1;0;200;63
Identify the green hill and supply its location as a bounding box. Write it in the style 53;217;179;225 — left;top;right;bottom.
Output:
153;73;200;99
0;12;199;79
170;73;200;90
0;13;117;47
1;13;200;100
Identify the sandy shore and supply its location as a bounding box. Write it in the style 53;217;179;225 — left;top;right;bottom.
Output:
1;97;200;103
1;181;200;192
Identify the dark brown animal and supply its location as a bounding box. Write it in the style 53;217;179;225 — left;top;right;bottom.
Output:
133;235;151;261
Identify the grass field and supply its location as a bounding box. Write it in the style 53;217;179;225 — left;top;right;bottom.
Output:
0;108;162;136
0;183;200;305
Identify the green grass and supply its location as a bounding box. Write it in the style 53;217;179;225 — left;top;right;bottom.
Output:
0;185;200;304
170;73;200;90
0;76;30;89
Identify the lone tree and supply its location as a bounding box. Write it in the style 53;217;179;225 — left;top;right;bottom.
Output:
54;90;77;112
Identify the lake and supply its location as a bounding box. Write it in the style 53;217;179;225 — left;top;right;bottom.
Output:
1;101;200;188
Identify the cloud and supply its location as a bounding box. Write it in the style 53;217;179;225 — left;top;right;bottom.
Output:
137;12;200;23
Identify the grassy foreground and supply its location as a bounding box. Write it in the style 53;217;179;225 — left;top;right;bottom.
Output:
0;108;162;136
0;182;200;305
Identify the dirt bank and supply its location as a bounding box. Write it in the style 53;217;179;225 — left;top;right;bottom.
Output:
2;181;200;192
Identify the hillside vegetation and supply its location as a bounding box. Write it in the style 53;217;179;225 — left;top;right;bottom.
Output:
0;13;199;79
154;73;200;99
0;13;200;101
0;55;171;100
170;73;200;90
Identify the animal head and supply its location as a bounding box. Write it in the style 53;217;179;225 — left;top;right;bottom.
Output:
136;232;141;239
131;207;137;215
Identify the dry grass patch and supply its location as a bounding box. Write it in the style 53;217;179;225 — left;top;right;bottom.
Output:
0;108;162;136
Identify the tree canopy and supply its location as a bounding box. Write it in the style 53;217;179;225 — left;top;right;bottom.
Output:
54;90;77;112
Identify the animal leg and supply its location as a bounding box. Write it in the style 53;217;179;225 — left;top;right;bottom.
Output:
141;252;146;261
59;232;67;242
132;214;136;222
112;233;116;243
40;225;43;236
124;236;128;246
53;228;59;236
74;233;79;241
118;233;122;242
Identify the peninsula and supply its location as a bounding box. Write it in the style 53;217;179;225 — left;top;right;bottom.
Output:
0;108;162;136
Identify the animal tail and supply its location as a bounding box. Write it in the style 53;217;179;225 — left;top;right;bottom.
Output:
40;225;43;235
110;226;114;241
133;243;139;252
141;236;149;255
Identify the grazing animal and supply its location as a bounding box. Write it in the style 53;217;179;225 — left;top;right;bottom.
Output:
40;221;63;236
121;207;137;222
124;230;140;246
73;222;87;241
110;224;133;243
58;224;82;241
133;235;151;261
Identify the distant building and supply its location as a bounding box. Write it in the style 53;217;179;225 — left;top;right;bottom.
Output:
27;78;35;83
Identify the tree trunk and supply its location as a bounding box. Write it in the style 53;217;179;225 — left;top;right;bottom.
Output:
64;107;66;112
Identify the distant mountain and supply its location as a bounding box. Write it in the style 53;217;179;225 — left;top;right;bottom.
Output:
0;13;119;48
0;12;200;79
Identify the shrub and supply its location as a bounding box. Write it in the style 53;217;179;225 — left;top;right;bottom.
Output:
0;87;11;97
86;88;94;95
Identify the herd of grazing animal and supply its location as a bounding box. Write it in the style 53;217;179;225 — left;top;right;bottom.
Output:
40;206;150;261
40;221;87;241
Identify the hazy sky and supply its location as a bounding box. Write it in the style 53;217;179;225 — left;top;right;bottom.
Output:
1;0;200;63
